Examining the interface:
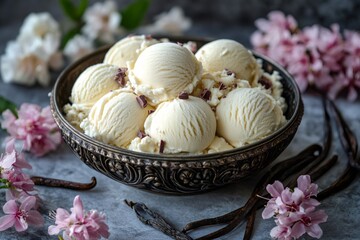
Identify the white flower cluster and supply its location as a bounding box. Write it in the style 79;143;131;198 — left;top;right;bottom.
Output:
64;1;122;62
0;2;193;86
1;13;63;86
142;7;191;35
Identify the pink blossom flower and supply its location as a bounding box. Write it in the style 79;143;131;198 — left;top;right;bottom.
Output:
290;210;328;239
262;175;327;239
276;188;304;214
262;180;284;219
1;169;35;194
0;103;61;156
0;138;32;170
328;30;360;101
251;11;360;101
251;11;298;57
48;195;110;240
0;196;44;232
270;222;293;240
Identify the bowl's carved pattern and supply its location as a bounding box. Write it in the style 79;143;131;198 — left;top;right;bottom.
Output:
51;38;303;194
54;106;301;194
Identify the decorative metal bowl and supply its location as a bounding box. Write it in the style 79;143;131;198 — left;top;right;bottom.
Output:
50;37;303;195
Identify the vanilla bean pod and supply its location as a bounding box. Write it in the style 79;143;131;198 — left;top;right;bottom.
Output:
243;207;257;240
183;144;321;233
281;96;333;188
316;99;359;201
31;176;97;190
329;99;359;169
124;200;192;240
196;213;245;240
308;155;338;181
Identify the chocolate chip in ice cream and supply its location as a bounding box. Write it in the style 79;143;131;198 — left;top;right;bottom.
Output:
219;83;226;90
136;95;148;108
225;68;235;76
115;67;127;87
258;76;272;89
200;89;211;101
178;92;189;99
159;140;165;153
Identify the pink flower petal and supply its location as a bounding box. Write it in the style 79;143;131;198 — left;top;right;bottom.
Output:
297;175;311;192
291;221;306;239
5;138;16;153
20;196;36;212
56;208;71;222
0;215;16;231
266;181;284;198
73;195;84;219
0;110;17;134
3;200;18;214
27;210;44;227
48;225;61;235
307;224;323;238
0;151;16;169
292;188;304;204
270;224;292;239
308;210;328;224
262;202;277;219
14;217;28;232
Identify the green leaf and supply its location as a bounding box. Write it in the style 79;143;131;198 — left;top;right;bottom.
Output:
0;96;17;117
59;0;89;22
120;0;151;30
60;25;82;50
59;0;78;21
75;0;89;20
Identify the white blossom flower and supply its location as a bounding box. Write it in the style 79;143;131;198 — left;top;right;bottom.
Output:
0;12;63;86
64;35;94;62
82;1;122;43
18;12;61;43
1;39;50;86
142;7;191;35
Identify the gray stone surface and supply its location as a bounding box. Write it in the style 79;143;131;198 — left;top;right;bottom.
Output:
0;1;360;239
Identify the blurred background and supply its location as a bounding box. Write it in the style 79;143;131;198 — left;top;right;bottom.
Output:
1;0;359;48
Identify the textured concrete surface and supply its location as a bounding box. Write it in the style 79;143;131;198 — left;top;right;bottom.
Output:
0;1;360;239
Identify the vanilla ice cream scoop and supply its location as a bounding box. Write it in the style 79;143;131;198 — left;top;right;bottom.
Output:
70;63;123;107
80;89;153;148
64;63;124;129
195;39;260;84
216;88;286;147
144;96;216;153
128;42;202;105
104;35;159;67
